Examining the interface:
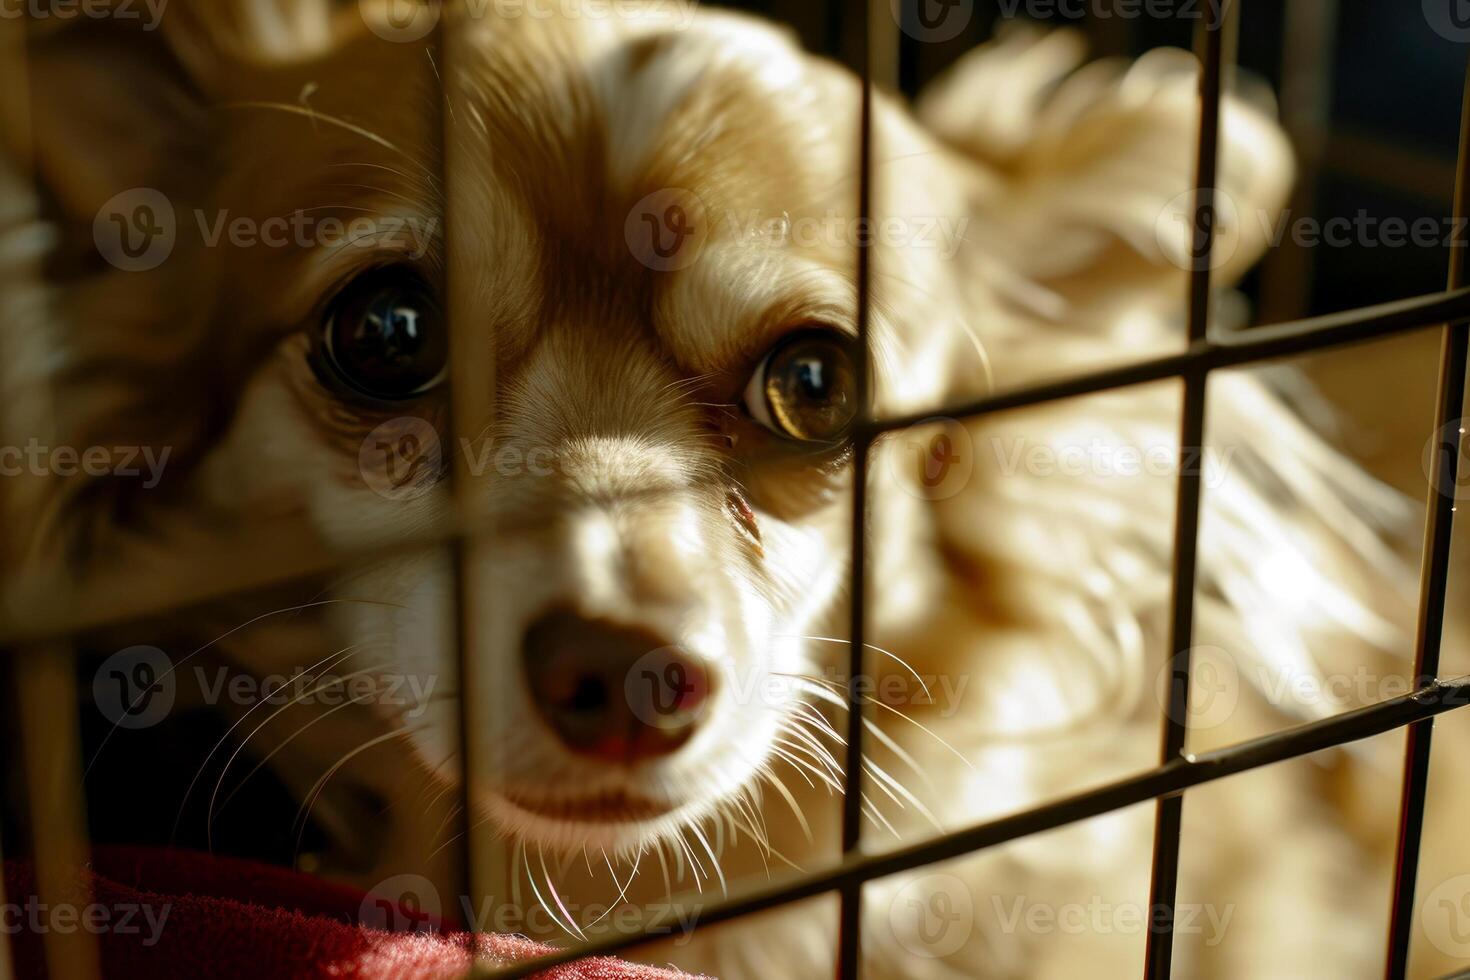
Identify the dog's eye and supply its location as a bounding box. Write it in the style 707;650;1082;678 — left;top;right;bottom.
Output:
317;267;446;401
743;329;858;442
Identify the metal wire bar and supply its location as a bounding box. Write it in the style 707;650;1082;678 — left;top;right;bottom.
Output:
437;0;498;959
1143;7;1233;977
866;284;1470;438
1382;51;1470;980
13;646;101;980
477;676;1470;980
836;0;875;973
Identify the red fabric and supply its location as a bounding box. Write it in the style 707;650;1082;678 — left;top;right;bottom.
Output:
3;846;703;979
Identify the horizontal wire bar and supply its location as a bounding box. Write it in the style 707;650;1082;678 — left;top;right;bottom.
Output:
476;675;1470;980
867;285;1470;438
5;283;1467;653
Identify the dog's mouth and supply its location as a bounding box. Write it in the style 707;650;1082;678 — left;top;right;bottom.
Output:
503;789;682;825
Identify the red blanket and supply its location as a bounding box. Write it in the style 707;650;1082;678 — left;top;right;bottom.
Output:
3;847;702;979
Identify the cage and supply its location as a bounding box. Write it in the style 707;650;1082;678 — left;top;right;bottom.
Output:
1;1;1469;978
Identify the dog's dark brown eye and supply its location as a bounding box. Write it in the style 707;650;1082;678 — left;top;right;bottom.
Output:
744;330;858;442
318;268;446;401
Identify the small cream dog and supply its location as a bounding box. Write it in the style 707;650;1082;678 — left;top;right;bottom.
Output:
5;2;1467;978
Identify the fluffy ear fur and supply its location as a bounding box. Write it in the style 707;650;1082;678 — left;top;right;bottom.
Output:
918;24;1294;339
0;4;389;570
903;27;1415;747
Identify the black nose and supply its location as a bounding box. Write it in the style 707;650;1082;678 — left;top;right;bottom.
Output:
520;611;712;764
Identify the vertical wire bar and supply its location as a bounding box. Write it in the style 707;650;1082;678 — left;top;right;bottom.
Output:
1382;52;1470;980
435;0;498;959
0;815;12;980
1;12;96;980
14;647;101;980
1257;0;1338;323
837;0;877;977
1141;7;1234;979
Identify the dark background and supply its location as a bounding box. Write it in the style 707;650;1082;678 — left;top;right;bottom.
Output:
722;0;1466;325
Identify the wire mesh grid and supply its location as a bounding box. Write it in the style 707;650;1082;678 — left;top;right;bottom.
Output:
3;2;1470;979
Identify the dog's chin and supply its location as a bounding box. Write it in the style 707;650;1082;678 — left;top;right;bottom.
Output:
484;787;710;854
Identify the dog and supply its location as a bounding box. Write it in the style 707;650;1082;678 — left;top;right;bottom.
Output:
4;2;1468;977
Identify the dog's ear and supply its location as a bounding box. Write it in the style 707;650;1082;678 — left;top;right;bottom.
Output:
8;1;372;261
10;18;204;262
917;26;1293;333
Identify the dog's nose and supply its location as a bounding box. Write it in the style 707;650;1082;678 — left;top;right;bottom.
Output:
521;611;711;764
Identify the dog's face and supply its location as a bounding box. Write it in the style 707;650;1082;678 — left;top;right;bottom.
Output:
11;3;970;861
15;1;1291;874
